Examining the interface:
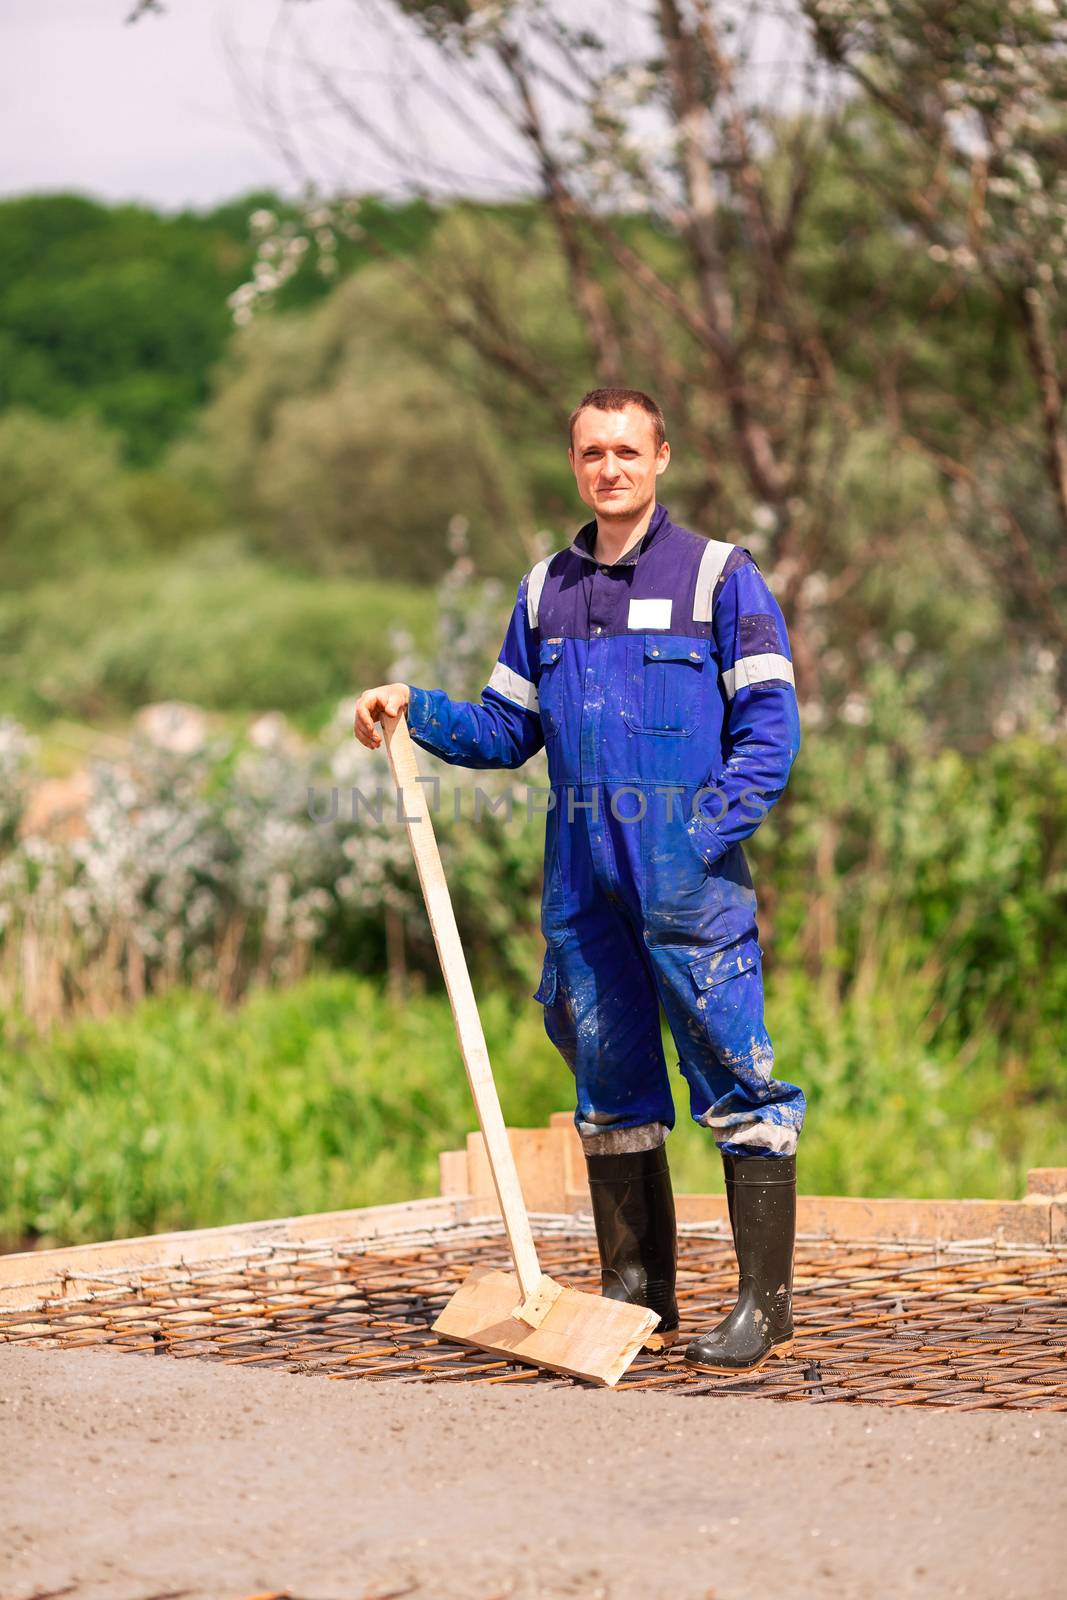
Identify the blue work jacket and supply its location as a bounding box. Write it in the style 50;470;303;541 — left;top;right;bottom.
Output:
407;503;800;868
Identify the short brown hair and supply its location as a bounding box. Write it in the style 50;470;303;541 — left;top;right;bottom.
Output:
568;387;666;450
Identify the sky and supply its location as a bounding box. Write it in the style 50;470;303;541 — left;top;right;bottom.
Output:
2;1;279;208
0;0;502;210
0;0;809;213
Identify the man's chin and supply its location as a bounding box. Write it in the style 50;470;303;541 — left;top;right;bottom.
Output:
595;495;645;519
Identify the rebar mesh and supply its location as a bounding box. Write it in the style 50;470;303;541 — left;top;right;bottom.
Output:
3;1220;1066;1409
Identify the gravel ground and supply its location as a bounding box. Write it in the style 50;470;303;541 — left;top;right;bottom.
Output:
2;1344;1065;1600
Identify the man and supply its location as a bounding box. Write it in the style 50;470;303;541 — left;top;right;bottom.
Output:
354;387;805;1373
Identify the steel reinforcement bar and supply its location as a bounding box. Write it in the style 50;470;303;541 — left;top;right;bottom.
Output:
3;1220;1065;1410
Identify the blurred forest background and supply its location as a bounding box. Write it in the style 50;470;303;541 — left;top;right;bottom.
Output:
2;0;1066;1248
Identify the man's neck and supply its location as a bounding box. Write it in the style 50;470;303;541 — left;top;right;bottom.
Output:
593;499;657;565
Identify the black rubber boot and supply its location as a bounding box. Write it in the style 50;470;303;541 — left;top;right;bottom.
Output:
584;1145;679;1345
684;1151;796;1373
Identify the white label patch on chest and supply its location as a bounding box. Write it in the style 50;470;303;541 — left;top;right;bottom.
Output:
628;597;672;629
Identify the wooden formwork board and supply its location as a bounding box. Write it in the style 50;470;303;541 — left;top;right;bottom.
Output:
0;1195;465;1312
3;1111;1065;1315
443;1113;1067;1248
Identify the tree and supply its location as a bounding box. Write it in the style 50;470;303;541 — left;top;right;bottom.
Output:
0;410;142;589
802;1;1067;641
224;0;1064;726
189;258;549;582
0;191;395;464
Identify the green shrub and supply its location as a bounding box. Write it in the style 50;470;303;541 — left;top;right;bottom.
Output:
0;538;435;724
0;974;564;1246
2;966;1064;1250
0;409;143;589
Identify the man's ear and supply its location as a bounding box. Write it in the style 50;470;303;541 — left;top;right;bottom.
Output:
568;446;576;472
655;442;671;477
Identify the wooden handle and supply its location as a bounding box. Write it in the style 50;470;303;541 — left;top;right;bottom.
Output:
381;712;543;1300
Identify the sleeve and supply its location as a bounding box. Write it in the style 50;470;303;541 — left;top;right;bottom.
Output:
687;556;802;866
406;573;546;770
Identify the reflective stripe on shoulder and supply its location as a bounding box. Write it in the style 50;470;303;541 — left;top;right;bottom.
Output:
526;556;553;630
721;652;796;700
692;538;736;622
487;660;539;713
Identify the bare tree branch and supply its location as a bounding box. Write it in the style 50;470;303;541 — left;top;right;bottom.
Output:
494;35;625;383
1019;284;1067;545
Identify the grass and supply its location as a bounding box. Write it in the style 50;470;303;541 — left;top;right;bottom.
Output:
2;966;1064;1250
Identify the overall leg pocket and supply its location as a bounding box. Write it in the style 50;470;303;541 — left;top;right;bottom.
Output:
680;837;759;946
641;800;718;941
689;938;761;994
533;952;558;1005
684;938;805;1151
642;808;757;949
533;950;577;1070
687;937;775;1092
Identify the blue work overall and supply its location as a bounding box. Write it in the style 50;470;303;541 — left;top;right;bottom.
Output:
408;503;805;1157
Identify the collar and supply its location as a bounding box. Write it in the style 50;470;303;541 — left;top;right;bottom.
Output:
569;502;671;566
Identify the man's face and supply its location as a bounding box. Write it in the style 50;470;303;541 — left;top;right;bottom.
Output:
569;405;670;520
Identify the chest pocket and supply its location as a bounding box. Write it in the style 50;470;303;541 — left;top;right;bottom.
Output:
538;637;565;738
623;634;709;736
